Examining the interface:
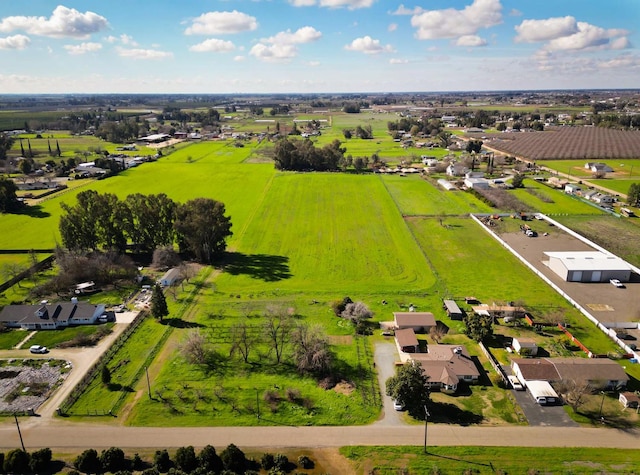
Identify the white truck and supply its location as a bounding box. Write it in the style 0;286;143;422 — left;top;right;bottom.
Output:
527;380;559;405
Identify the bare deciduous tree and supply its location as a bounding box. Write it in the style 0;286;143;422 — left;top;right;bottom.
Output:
264;306;294;364
292;323;332;375
429;322;448;343
180;330;210;364
557;379;592;412
229;319;258;363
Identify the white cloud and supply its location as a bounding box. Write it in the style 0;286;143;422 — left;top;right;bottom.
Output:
264;26;322;45
516;16;630;52
289;0;375;9
185;10;258;35
344;35;394;54
250;26;322;62
456;35;487;47
0;5;108;39
189;38;236;53
119;34;138;46
389;58;408;64
410;0;502;40
105;35;117;43
307;61;320;66
64;42;102;55
598;53;640;69
117;48;173;60
0;34;30;50
509;9;522;17
233;55;245;62
391;4;424;15
388;23;398;32
249;43;297;62
515;16;578;43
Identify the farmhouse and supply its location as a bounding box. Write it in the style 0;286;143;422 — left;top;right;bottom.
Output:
512;337;538;356
585;162;614;173
411;345;480;393
0;301;105;330
547;177;569;189
564;183;582;194
446;162;468;177
511;357;628;390
544;251;633;283
394;312;436;333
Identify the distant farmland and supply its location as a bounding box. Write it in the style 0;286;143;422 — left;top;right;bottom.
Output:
484;127;640;160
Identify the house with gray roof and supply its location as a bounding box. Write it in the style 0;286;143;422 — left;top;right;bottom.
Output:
0;302;105;330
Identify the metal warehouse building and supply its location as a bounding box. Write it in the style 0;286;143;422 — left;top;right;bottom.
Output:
544;251;632;283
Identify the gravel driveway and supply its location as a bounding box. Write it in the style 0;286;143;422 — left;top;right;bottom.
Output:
373;341;405;426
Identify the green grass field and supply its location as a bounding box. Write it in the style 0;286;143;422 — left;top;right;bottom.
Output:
342;446;640;474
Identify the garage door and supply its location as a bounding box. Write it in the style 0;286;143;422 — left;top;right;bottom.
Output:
591;271;602;282
570;271;583;282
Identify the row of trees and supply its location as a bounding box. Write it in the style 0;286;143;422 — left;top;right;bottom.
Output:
272;137;346;171
59;191;232;263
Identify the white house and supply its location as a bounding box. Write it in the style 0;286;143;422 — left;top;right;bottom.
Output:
464;177;490;190
564;183;582;194
446;163;468;177
0;301;105;330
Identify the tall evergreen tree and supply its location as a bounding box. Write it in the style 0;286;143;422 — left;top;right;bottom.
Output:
151;283;169;322
27;139;33;158
20;139;25;157
48;139;52;155
56;140;61;157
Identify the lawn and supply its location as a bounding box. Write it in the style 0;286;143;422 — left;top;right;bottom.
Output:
27;323;114;349
341;446;640;474
0;330;30;350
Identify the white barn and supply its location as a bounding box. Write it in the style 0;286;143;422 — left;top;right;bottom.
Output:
544;251;632;283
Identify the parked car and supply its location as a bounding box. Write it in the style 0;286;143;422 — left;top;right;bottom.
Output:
508;375;524;391
610;279;625;288
393;400;405;411
29;345;48;354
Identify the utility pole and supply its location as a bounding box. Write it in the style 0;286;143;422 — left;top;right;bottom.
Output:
423;405;430;454
14;414;26;452
255;388;260;420
145;367;151;399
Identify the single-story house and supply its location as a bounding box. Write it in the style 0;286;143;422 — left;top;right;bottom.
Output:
512;337;538;356
548;177;569;189
619;392;640;409
159;267;182;287
0;301;105;330
394;312;436;333
411;345;480;393
544;251;632;283
591;193;615;205
395;328;419;353
585;162;614;173
442;299;463;320
512;357;628;390
446;163;468;177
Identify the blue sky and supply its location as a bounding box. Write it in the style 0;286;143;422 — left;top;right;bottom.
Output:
0;0;638;93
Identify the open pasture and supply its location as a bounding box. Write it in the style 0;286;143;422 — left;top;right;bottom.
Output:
214;172;436;295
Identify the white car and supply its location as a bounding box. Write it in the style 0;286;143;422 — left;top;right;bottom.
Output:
508;375;524;391
610;279;625;288
29;345;48;354
393;400;405;411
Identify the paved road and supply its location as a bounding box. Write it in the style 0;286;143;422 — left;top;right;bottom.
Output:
1;420;638;451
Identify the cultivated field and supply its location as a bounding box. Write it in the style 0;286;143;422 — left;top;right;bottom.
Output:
487;127;640;160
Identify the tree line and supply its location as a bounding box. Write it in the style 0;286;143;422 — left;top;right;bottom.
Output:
1;443;315;474
272;137;346;171
59;191;232;264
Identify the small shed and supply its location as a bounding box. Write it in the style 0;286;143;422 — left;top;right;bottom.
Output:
512;337;538;356
443;299;463;320
619;392;640;409
159;267;181;287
